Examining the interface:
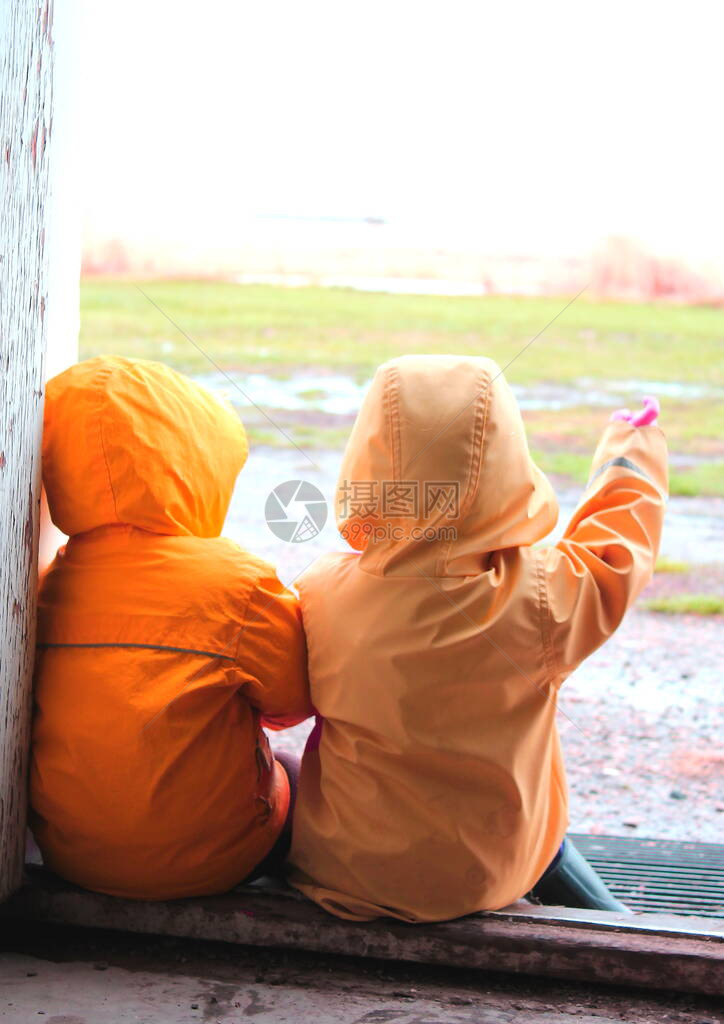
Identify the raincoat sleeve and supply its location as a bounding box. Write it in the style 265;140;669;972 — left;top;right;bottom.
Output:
539;421;668;682
236;573;313;729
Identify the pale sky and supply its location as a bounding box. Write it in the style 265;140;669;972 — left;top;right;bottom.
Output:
76;0;724;264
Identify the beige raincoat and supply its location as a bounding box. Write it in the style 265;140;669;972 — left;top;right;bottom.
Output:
288;355;668;921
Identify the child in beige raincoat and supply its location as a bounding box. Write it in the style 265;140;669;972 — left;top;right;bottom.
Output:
287;355;667;922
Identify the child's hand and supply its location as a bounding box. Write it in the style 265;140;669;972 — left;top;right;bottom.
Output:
610;396;659;427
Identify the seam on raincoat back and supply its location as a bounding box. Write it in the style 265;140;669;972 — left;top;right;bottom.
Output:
535;549;559;685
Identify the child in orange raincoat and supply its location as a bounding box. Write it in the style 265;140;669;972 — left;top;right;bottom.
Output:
31;356;313;900
287;355;668;922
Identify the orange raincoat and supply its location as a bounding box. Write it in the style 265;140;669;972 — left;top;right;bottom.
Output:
288;355;668;921
31;357;312;900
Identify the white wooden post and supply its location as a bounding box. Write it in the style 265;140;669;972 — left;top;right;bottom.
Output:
0;0;55;900
38;0;80;574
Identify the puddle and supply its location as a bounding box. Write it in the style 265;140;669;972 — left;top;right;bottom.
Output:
194;371;724;418
580;378;724;400
515;379;724;410
194;371;366;416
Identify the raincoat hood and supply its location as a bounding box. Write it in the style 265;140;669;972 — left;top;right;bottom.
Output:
43;356;248;538
337;355;558;573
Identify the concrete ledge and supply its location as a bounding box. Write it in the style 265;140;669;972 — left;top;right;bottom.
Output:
5;868;723;996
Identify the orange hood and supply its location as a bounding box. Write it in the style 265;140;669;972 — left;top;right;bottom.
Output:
42;356;248;538
336;355;558;573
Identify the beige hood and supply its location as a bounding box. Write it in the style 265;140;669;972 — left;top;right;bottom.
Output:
336;355;558;574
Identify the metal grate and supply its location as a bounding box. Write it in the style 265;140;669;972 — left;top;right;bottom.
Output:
568;833;724;918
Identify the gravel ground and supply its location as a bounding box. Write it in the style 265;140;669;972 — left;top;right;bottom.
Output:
226;448;723;844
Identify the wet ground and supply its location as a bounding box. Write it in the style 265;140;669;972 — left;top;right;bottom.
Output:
224;447;724;845
196;368;724;416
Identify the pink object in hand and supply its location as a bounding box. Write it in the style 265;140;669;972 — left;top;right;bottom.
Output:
610;408;633;423
610;395;659;427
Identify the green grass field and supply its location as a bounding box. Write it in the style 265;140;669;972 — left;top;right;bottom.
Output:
642;595;724;615
80;279;724;495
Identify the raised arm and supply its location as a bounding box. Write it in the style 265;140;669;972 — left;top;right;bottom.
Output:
538;410;668;683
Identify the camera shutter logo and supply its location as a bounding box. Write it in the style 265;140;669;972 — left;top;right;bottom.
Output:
265;480;328;543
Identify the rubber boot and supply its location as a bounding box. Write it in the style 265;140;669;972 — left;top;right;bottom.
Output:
529;839;631;912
